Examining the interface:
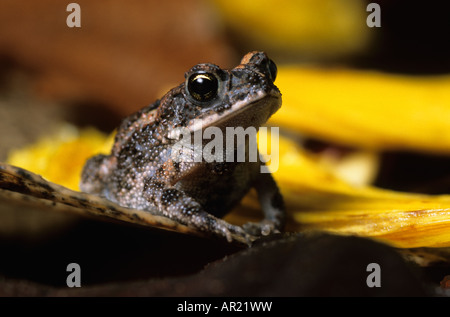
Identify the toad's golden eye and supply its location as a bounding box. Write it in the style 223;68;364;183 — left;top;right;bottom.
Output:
187;72;218;103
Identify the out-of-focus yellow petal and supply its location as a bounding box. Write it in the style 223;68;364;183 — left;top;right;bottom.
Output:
271;67;450;154
212;0;370;58
6;124;113;191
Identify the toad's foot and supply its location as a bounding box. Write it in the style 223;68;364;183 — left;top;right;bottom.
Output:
242;219;281;237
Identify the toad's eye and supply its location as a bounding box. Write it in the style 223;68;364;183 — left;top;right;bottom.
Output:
187;72;218;103
267;59;277;82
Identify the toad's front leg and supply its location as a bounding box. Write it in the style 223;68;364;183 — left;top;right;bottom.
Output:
243;170;285;236
143;180;252;244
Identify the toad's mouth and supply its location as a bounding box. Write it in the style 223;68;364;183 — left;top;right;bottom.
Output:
188;89;282;132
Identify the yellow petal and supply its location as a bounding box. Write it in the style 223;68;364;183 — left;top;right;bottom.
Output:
271;67;450;154
6;124;113;191
212;0;370;58
261;133;450;248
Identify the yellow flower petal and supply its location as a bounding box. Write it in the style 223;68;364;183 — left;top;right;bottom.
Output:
271;67;450;154
263;133;450;248
6;124;113;191
212;0;370;58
